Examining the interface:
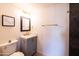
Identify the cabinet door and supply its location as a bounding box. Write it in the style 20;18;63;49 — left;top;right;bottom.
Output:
27;38;34;55
32;37;37;53
27;36;37;55
20;38;27;55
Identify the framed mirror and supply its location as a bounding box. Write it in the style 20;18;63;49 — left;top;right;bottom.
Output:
20;16;31;31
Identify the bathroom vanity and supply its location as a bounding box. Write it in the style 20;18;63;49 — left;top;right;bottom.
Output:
19;34;37;56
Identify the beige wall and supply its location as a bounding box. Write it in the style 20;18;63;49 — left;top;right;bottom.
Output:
31;3;69;56
0;4;30;44
0;3;69;56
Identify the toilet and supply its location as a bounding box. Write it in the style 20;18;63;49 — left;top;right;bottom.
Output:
0;40;24;56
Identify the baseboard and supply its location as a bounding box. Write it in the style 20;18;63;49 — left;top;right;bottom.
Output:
36;51;45;56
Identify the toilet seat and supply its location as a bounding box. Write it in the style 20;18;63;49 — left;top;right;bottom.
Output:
10;51;24;56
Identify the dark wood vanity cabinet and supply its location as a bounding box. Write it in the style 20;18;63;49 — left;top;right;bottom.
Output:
20;36;37;56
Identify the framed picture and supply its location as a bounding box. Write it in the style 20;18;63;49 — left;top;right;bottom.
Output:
20;16;31;31
2;15;15;27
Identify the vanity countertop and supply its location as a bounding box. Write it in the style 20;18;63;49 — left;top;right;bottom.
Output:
20;33;37;39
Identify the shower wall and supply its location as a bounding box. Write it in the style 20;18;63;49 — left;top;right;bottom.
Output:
31;3;69;56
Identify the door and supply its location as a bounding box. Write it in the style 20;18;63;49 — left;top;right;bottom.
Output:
69;3;79;56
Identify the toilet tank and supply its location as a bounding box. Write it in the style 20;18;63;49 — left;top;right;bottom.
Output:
0;40;18;56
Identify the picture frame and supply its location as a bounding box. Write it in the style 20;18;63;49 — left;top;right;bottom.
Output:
20;16;31;31
2;15;15;27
